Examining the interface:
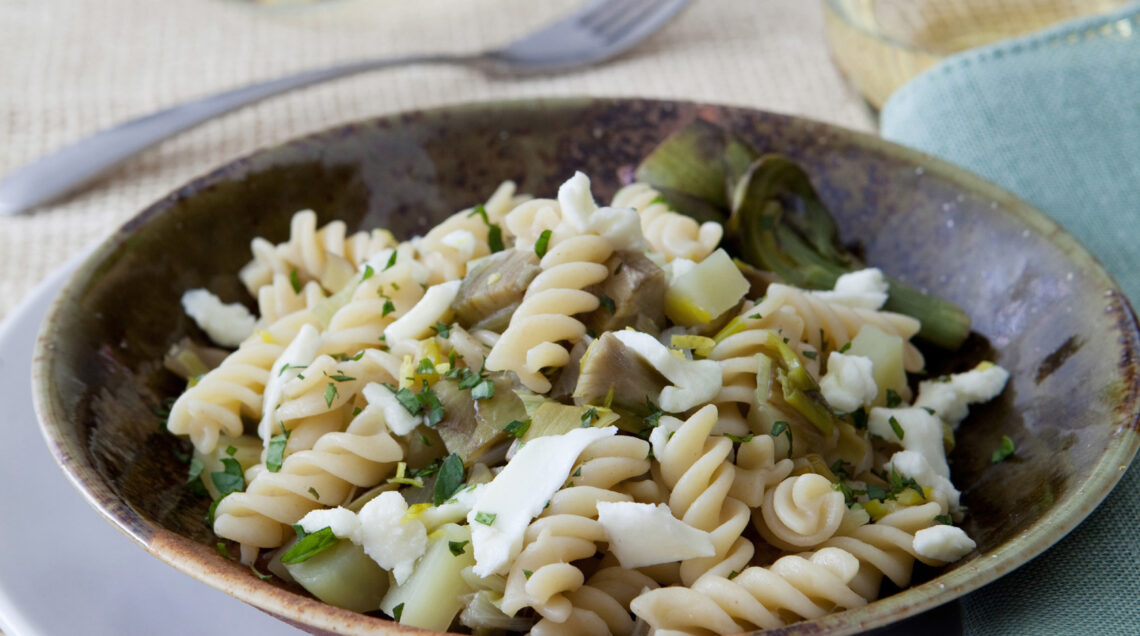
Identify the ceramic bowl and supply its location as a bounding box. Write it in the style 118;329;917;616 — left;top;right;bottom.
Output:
32;98;1140;635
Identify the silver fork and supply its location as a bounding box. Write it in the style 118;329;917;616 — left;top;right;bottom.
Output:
0;0;691;216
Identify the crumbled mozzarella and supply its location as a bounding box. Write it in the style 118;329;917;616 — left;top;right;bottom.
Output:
362;382;421;436
913;524;976;562
811;268;889;309
595;501;715;568
383;280;461;345
869;406;949;478
357;491;428;585
181;288;257;347
468;426;617;577
258;323;321;442
611;330;721;413
555;171;647;251
888;450;962;513
915;363;1010;429
295;492;429;585
820;352;878;412
297;506;360;540
440;229;478;262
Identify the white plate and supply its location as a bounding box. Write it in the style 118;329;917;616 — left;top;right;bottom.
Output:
0;257;299;636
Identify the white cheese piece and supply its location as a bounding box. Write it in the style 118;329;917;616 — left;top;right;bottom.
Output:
913;524;976;562
811;267;889;310
356;491;428;585
868;406;949;478
611;330;721;413
440;229;478;262
258;322;321;442
468;426;617;577
556;171;596;234
297;506;361;539
887;450;962;514
181;288;257;347
915;363;1010;429
383;279;461;344
595;501;715;568
296;492;429;585
362;382;421;436
820;352;878;412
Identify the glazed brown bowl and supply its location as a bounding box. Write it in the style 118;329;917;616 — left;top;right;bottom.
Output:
32;98;1140;635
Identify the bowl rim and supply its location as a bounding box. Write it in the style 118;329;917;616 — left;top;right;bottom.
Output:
31;96;1140;635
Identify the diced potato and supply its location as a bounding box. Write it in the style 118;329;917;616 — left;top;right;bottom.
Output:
284;538;389;612
846;324;909;406
664;249;750;326
380;523;476;631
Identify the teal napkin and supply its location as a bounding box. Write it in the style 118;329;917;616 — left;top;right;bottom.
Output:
880;4;1140;634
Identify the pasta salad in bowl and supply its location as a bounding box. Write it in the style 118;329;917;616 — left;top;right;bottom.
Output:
32;99;1140;635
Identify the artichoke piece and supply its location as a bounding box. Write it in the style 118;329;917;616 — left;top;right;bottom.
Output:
636;119;972;350
581;250;667;335
572;332;670;431
283;538;389;613
765;331;836;436
433;372;526;465
452;249;541;329
522;401;620;443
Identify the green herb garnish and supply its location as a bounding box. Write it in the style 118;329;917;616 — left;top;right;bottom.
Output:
281;526;338;564
289;268;302;294
471;379;495;401
474;511;497;526
770;420;793;457
432;321;451;338
888;416;905;440
392;602;405;622
598;294;616;315
885;388;902;408
210;457;244;495
503;419;530;439
266;422;290;473
992;435;1016;463
535;229;552;258
433;454;465;506
448;540;469;556
324;382;338;407
384;251;398;271
361;264;375;281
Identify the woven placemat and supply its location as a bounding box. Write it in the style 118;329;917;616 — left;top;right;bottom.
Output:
0;0;873;321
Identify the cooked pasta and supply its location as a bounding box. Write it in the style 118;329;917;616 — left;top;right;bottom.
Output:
166;168;1005;635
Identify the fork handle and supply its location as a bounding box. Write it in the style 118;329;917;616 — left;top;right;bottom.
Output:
0;52;464;216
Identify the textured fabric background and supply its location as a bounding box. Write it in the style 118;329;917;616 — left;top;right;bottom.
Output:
881;4;1140;634
0;0;874;321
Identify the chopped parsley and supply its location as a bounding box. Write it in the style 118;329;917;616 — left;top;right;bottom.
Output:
327;372;356;382
361;264;375;281
503;419;530;439
289;268;302;294
391;602;405;622
448;540;469;556
433;453;465;506
598;294;616;315
770;420;793;457
266;422;290;473
468;204;504;253
725;432;755;444
324;382;338;407
474;511;497;526
210;457;245;496
416;357;436;376
581;407;600;427
638;398;664;439
535;229;552;258
216;542;236;561
308;487;320;500
281;526;339;564
522;569;534;579
885;388;902;408
384;251;398;271
850;407;868;430
382;299;396;317
934;514;954;525
387;382;445;427
838;341;852;353
471;379;495;401
431;321;451;338
992;435;1016;463
888;416;905;440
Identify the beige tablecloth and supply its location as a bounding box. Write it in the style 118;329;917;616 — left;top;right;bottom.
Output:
0;0;874;321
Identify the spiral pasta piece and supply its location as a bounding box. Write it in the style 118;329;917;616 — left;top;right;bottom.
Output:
630;547;867;634
255;273;326;325
485;234;614;393
749;284;924;375
729;434;794;508
756;473;847;550
531;566;660;636
500;436;651;623
239;210;397;297
212;393;405;550
167;309;320;454
611;182;723;262
818;501;947;600
413;182;528;284
655;405;753;585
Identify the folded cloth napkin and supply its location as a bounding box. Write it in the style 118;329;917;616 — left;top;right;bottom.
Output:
880;3;1140;634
